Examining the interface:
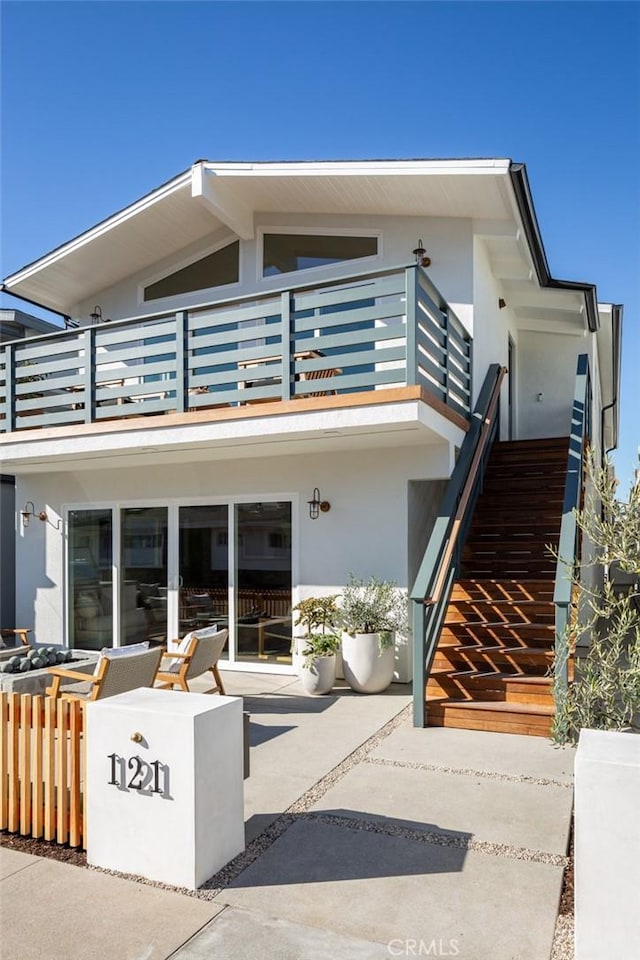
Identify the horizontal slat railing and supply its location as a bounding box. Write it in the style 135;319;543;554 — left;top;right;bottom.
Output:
0;263;472;432
553;354;591;711
410;363;506;727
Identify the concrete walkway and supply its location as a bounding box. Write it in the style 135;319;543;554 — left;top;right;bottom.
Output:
0;672;575;960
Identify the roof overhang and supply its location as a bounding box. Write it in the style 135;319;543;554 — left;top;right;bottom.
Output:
2;158;516;313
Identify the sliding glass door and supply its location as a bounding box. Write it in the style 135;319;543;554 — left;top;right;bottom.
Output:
67;499;293;665
178;505;230;659
121;507;168;647
68;509;113;651
235;501;292;663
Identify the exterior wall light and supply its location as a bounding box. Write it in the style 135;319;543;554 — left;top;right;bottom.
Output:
307;488;331;520
89;305;103;324
412;239;431;268
21;501;48;527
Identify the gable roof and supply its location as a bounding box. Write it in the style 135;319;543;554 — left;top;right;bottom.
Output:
1;157;591;321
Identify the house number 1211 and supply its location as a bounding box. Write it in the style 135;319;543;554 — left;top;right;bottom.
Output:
107;753;169;796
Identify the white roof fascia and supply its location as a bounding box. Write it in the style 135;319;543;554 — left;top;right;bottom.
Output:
3;170;192;287
200;158;512;177
191;162;255;239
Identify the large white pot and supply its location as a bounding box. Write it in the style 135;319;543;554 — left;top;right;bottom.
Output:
300;654;337;696
342;632;394;694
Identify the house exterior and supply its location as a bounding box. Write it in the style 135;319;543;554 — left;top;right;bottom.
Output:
0;159;622;718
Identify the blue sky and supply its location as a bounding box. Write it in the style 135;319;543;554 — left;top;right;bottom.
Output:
1;1;638;488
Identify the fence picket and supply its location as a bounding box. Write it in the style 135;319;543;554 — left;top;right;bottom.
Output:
56;700;68;843
8;694;20;832
43;696;56;841
32;696;44;838
69;702;82;847
19;694;32;835
0;694;8;830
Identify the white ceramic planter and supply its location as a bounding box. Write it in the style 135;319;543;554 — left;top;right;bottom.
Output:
341;632;394;694
300;654;337;696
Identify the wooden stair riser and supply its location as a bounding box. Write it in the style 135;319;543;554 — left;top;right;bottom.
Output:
445;603;554;624
426;704;552;737
450;580;555;603
440;624;555;646
433;648;552;672
427;674;553;705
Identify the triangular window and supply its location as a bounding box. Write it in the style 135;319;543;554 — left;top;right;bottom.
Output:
144;241;239;302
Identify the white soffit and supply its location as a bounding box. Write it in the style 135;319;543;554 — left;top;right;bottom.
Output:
3;159;514;313
3;174;224;314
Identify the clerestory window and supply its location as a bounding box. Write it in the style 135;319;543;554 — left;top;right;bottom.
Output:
143;241;240;302
262;233;378;278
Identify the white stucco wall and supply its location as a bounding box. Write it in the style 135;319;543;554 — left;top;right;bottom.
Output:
71;213;474;329
517;329;589;440
14;441;452;679
471;236;517;434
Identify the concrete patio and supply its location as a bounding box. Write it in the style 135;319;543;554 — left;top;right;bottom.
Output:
0;671;575;960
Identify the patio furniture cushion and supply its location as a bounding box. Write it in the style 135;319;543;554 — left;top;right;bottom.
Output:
168;624;220;673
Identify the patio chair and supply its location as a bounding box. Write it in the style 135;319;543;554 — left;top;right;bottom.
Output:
155;627;228;694
46;645;163;701
0;628;31;649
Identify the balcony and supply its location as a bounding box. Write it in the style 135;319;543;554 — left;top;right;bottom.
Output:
0;264;471;436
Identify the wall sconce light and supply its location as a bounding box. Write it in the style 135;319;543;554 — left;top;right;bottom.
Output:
21;501;48;527
89;305;103;324
498;298;507;310
412;239;431;268
307;488;331;520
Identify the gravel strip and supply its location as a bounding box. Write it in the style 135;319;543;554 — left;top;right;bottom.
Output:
551;916;574;960
366;755;574;789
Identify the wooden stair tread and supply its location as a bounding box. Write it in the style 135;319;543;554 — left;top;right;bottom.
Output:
430;669;550;684
427;698;554;716
442;618;555;631
452;645;553;655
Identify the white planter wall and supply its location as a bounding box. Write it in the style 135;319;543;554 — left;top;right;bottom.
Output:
575;729;640;959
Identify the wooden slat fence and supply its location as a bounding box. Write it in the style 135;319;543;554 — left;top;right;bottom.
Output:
0;693;85;849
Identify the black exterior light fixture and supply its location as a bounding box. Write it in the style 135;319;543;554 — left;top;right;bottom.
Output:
412;239;431;268
307;488;331;520
21;501;48;527
89;305;103;324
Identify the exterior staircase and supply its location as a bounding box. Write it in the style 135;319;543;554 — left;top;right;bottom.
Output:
426;436;570;737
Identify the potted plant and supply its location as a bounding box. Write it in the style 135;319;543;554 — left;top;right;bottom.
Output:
293;596;341;695
339;575;407;693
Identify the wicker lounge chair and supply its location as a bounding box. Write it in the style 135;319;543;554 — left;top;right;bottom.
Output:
46;646;163;701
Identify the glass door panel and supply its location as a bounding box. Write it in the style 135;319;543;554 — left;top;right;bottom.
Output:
178;505;230;659
121;507;168;646
235;502;292;664
68;509;113;651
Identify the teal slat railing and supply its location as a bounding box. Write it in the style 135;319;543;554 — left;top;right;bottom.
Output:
410;364;506;727
553;353;592;700
0;263;472;432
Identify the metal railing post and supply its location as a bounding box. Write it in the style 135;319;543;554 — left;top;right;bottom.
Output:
82;329;95;424
405;266;418;386
175;312;188;414
281;291;292;402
